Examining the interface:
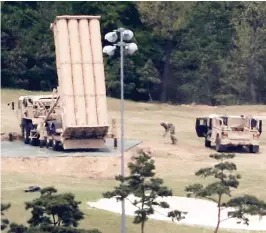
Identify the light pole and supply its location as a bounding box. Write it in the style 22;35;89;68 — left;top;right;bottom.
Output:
103;28;138;233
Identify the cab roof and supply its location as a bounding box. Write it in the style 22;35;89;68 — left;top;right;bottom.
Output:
198;114;249;119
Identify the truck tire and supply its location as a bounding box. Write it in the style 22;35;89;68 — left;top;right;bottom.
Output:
27;123;39;146
205;137;211;148
22;125;30;144
46;139;53;149
114;138;118;148
21;125;25;139
249;145;259;153
52;140;61;151
30;138;40;146
215;137;226;152
39;140;46;148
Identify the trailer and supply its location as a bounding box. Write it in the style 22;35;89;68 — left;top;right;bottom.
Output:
10;15;117;151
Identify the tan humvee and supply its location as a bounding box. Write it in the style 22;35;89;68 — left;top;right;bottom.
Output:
195;114;262;153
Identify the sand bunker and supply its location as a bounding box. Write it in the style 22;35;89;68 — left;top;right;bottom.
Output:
87;195;266;231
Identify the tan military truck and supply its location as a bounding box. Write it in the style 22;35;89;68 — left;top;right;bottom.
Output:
11;89;117;151
8;15;118;151
16;93;59;146
195;114;262;153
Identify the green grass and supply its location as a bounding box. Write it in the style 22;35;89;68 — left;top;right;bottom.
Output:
2;172;241;233
1;88;266;233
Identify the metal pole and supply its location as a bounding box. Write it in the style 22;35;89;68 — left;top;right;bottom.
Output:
120;29;126;233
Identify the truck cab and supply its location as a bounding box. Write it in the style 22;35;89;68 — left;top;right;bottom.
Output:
10;94;59;145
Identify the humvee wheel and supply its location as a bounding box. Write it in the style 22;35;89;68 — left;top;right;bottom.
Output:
30;138;40;146
205;137;211;148
22;126;30;144
46;138;52;148
52;140;61;151
215;137;226;152
39;140;46;148
249;145;259;153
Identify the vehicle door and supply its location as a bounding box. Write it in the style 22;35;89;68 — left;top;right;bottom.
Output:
195;117;208;137
250;118;262;135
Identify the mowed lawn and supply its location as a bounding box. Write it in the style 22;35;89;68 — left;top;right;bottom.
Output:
1;88;266;233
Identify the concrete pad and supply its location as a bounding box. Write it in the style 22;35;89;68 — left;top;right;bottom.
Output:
88;194;266;231
1;138;142;158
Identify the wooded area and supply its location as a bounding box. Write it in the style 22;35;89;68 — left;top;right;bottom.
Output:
1;1;266;105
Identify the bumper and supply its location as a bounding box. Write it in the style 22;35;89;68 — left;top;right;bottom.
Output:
62;139;105;150
220;139;259;146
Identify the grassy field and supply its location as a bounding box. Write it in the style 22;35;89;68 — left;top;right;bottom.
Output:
1;88;266;233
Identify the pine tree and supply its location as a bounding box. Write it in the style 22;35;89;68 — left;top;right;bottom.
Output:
185;153;241;233
137;59;161;101
25;187;84;227
1;203;11;230
103;149;186;233
225;194;266;225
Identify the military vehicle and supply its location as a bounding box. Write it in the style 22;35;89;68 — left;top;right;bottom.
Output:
9;15;117;151
195;114;262;153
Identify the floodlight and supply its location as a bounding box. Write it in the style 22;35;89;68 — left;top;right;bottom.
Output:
125;43;138;55
122;29;134;41
104;32;118;43
103;45;117;56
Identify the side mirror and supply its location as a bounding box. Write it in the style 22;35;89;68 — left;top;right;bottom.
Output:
7;102;15;110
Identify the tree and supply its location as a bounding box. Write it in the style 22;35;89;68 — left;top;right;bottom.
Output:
137;59;161;101
7;224;101;233
25;187;84;228
230;1;266;103
225;195;266;225
8;223;29;233
185;153;241;233
171;1;237;105
2;1;266;104
103;149;186;233
6;187;101;233
1;202;11;230
1;1;58;90
136;2;194;102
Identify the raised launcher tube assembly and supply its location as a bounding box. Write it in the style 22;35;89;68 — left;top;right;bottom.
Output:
11;15;117;151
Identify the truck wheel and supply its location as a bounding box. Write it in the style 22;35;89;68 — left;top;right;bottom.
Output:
46;138;53;148
52;140;61;151
249;145;259;153
114;138;118;148
21;125;25;139
205;137;211;148
22;125;30;144
216;137;226;152
30;138;40;146
39;140;46;148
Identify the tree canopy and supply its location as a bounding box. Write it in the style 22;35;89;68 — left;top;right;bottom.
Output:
25;186;84;227
103;149;186;233
2;1;266;105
